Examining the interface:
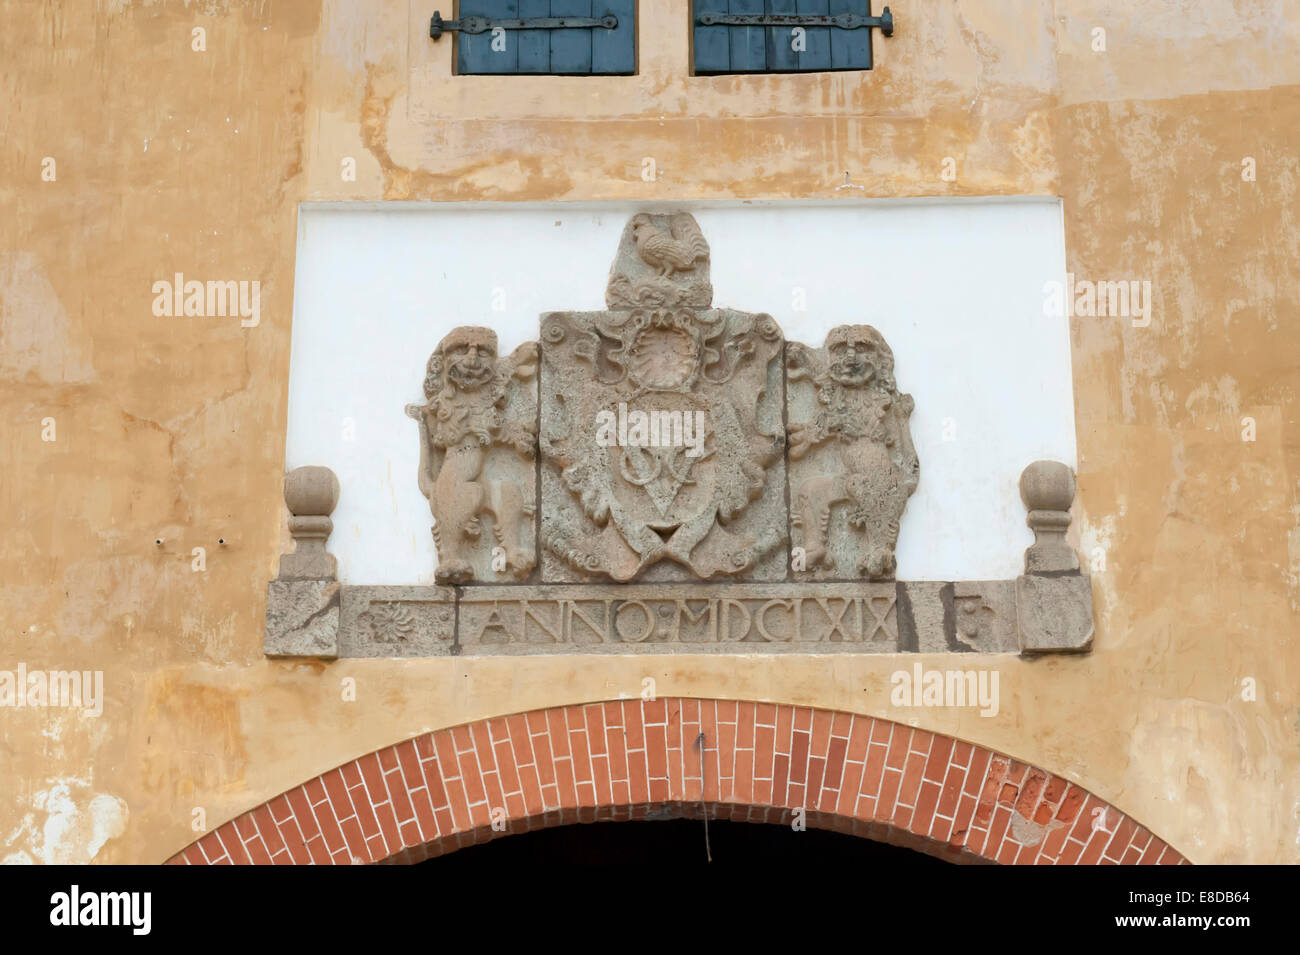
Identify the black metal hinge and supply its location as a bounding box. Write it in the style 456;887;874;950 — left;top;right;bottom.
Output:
430;11;618;40
696;7;894;37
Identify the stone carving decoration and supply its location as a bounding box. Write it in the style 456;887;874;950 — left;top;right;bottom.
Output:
786;326;919;580
265;212;1095;659
605;212;712;308
264;466;342;658
540;213;786;582
405;326;538;584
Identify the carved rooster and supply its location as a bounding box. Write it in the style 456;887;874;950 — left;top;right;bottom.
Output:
631;214;710;278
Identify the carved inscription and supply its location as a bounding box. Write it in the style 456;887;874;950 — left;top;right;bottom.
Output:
458;585;899;654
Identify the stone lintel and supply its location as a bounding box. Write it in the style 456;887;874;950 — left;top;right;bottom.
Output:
266;578;1094;658
339;585;457;658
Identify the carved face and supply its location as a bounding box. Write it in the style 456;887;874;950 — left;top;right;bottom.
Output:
440;329;497;391
826;326;889;388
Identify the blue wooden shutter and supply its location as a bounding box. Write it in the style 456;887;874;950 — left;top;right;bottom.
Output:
458;0;635;75
694;0;732;73
693;0;874;74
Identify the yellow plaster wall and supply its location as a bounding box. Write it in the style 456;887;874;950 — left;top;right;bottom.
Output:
1;0;1296;864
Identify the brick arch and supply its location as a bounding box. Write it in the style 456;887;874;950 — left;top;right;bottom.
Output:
168;699;1188;865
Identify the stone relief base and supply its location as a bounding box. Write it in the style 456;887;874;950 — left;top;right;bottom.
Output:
265;575;1093;659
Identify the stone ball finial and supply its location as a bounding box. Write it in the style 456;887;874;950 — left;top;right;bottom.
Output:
278;466;339;581
1019;460;1075;513
284;466;340;517
1018;460;1079;574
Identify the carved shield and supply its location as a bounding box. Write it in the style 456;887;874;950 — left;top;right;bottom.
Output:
541;307;785;582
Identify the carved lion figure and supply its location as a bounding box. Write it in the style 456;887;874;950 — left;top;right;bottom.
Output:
405;327;537;583
786;325;919;579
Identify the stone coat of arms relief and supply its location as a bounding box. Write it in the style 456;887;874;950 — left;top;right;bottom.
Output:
265;212;1094;658
540;213;786;583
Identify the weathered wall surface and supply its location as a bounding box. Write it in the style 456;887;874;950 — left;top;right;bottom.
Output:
0;0;1295;864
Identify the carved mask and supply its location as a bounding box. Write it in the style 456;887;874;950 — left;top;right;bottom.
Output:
827;326;888;388
440;327;497;392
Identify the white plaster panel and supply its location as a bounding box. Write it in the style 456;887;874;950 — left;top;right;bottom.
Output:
287;199;1074;584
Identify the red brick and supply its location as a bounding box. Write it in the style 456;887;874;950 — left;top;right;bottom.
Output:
378;745;402;773
1016;769;1047;818
755;723;776;779
875;768;902;822
584;706;607;756
531;730;556;787
950;739;972;768
303;776;328;806
1139;836;1167;865
717;719;737;781
899;750;927;807
861;742;888;799
923;735;954;783
506;714;533;764
845;718;871;763
545;710;572;760
216;827;250;865
836;759;864;817
963;749;991;797
884;727;912;772
822;737;847;797
621;701;647;750
912;780;942;837
736;703;756;750
772;754;790;804
936;761;965;819
385;767;418;824
420;756;449;811
1056;785;1086;823
810;710;833;756
806;756;827;803
285;789;321;842
789;730;810;784
627;750;650;803
734;748;755;802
